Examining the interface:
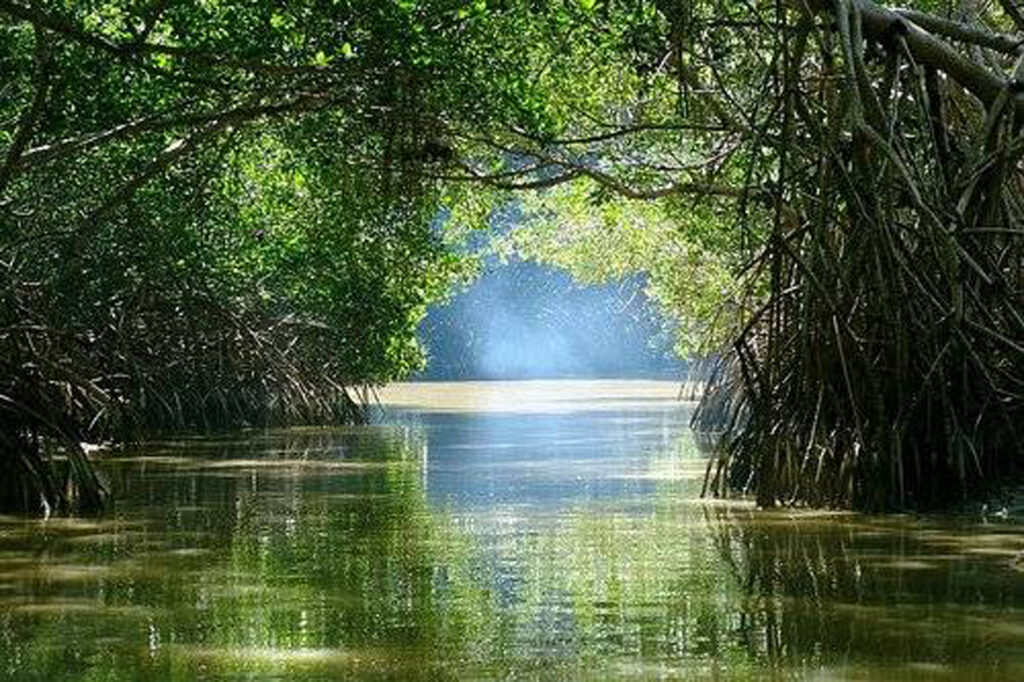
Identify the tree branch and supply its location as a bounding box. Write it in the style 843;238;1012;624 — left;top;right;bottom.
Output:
0;0;329;76
12;99;315;174
0;26;51;194
894;8;1024;56
799;0;1024;113
460;133;761;201
449;163;580;190
508;123;734;146
81;94;328;234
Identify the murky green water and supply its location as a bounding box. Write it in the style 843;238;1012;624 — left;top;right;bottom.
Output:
1;381;1022;680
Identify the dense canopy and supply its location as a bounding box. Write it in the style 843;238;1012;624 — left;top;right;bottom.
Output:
1;0;1022;512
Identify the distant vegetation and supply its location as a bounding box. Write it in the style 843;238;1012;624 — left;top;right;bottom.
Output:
1;0;1021;512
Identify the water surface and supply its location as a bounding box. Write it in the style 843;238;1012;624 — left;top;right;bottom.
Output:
1;381;1022;680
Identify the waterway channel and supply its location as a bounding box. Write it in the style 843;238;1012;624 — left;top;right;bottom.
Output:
1;381;1022;680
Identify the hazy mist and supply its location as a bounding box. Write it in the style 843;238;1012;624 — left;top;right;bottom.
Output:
418;259;683;380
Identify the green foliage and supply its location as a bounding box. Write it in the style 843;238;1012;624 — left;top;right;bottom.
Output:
2;0;1021;514
496;179;753;356
0;0;527;512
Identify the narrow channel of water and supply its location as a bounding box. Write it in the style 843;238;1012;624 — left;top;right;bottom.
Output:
1;381;1021;680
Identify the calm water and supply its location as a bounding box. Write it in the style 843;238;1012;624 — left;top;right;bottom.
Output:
1;381;1022;680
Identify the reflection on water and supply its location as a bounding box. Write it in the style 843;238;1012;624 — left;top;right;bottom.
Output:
1;381;1022;680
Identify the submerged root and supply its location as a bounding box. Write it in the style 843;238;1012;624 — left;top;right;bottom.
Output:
0;295;364;514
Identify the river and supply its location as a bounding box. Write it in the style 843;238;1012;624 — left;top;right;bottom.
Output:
1;381;1022;680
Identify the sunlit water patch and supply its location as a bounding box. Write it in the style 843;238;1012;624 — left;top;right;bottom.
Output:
1;381;1022;680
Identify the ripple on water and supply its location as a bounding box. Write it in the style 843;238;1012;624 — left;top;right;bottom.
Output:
0;382;1022;681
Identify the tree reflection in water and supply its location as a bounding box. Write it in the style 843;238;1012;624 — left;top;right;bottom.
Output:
0;422;1022;680
705;504;1024;680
